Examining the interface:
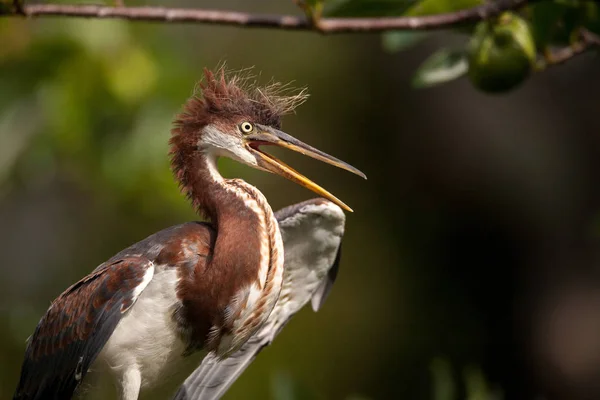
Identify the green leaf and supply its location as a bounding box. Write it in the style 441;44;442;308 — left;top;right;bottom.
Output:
325;0;416;17
404;0;484;34
382;31;428;53
403;0;482;16
376;0;482;53
583;2;600;35
299;0;325;19
528;0;599;48
528;2;569;47
412;49;468;88
326;0;482;17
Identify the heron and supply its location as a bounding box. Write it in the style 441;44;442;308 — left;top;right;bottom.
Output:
13;67;365;400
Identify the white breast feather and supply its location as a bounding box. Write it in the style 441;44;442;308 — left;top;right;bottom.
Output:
95;267;187;390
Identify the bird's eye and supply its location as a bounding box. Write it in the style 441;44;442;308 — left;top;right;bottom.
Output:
240;122;254;134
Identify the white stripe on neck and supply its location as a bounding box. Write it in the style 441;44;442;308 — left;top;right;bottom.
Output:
205;153;224;183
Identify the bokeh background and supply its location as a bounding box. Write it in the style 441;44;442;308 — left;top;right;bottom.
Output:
1;0;600;399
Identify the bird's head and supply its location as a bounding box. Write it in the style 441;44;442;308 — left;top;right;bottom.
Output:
171;67;365;212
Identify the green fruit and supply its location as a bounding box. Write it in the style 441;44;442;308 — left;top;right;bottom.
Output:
467;12;537;93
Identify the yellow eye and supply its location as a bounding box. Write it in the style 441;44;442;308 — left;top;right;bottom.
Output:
240;122;254;134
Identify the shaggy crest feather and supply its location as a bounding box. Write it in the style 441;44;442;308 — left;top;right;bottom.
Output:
168;67;308;218
173;66;308;130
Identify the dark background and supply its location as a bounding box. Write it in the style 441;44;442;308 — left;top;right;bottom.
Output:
1;1;600;399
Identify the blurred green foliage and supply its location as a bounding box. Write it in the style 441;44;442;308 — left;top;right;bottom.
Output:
1;0;599;399
328;0;599;93
0;18;185;213
412;49;468;88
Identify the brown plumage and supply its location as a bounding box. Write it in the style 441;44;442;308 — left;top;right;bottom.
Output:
14;67;363;400
170;67;308;216
167;68;309;353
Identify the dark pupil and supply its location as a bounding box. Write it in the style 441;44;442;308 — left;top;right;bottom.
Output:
244;124;251;131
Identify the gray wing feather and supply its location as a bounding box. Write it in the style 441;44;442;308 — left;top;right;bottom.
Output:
172;338;266;400
172;198;345;400
311;242;341;312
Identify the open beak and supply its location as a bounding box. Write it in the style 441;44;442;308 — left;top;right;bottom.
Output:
245;124;366;212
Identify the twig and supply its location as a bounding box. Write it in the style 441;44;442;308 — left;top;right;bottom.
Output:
0;0;532;33
537;29;600;70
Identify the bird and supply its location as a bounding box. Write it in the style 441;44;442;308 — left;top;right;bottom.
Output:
172;198;345;400
13;67;365;400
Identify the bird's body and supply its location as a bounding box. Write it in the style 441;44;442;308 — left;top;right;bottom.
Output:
15;176;285;400
13;68;365;400
90;189;282;397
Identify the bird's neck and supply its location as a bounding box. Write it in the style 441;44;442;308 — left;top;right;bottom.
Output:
177;151;284;353
184;152;269;225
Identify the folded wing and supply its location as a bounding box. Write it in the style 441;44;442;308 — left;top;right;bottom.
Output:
13;257;154;400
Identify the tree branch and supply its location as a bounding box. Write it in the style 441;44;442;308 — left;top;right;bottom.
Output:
0;0;533;33
538;29;600;69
